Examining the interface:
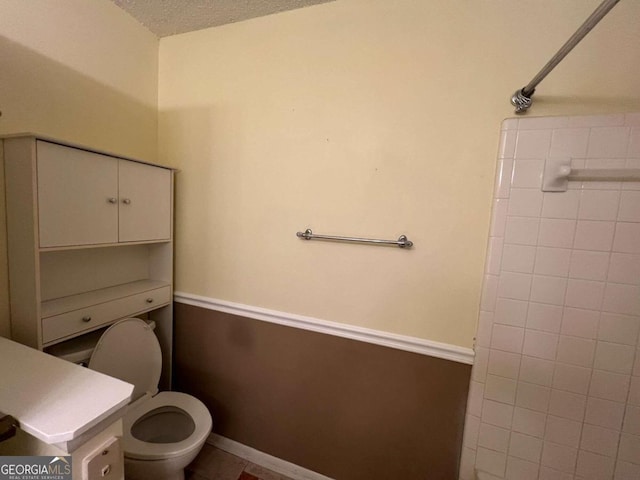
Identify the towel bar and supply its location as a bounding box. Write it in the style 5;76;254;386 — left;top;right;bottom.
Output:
296;229;413;249
542;158;640;191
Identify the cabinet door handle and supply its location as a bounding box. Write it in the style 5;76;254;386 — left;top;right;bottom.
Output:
122;198;132;205
146;298;154;304
107;197;118;204
82;316;92;322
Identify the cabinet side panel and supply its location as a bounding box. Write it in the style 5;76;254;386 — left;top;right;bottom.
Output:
148;243;173;285
148;171;173;389
151;305;173;391
4;138;41;348
0;142;10;338
149;242;173;388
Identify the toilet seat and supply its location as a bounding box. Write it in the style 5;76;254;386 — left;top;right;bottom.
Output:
123;391;212;460
88;318;162;401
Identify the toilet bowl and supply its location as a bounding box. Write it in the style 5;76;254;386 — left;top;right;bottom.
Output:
88;318;212;480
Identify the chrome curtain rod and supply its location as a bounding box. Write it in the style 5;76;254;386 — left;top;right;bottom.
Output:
511;0;621;114
296;229;414;249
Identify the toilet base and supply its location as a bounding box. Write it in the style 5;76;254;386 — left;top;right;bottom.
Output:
125;448;199;480
125;469;184;480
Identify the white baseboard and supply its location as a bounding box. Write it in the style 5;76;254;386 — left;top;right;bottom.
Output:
207;433;334;480
174;291;474;365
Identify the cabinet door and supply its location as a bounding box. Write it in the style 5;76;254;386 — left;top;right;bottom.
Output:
118;160;171;242
37;141;119;247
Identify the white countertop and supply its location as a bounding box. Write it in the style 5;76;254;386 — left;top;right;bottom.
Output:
0;337;133;444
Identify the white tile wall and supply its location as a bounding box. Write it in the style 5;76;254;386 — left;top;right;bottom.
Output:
585;397;625;430
462;113;640;480
598;313;640;346
548;389;586;423
561;308;600;339
527;303;563;334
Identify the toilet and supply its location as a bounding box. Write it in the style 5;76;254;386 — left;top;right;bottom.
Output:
87;318;212;480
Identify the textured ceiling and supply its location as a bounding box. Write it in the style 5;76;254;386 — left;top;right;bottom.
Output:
110;0;336;37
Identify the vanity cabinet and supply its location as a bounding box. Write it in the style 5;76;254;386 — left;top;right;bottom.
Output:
3;135;175;387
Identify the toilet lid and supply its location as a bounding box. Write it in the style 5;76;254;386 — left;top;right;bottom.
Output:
89;318;162;402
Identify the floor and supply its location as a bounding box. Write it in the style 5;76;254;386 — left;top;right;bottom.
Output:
186;444;295;480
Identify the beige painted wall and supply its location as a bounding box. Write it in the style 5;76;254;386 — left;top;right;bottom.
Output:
0;0;159;337
159;0;640;348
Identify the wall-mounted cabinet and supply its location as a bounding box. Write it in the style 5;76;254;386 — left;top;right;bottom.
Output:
2;136;175;386
37;141;171;247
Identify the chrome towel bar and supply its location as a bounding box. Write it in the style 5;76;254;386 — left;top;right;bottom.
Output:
296;229;413;249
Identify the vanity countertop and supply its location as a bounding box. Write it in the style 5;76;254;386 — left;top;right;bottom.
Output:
0;337;133;445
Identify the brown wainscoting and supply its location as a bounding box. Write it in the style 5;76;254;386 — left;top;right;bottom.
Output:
174;302;471;480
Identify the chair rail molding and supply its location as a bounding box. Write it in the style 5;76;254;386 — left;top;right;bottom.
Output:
174;292;474;365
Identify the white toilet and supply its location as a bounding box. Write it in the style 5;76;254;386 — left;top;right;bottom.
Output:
88;318;212;480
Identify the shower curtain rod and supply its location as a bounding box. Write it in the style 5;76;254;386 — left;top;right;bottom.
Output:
511;0;621;114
